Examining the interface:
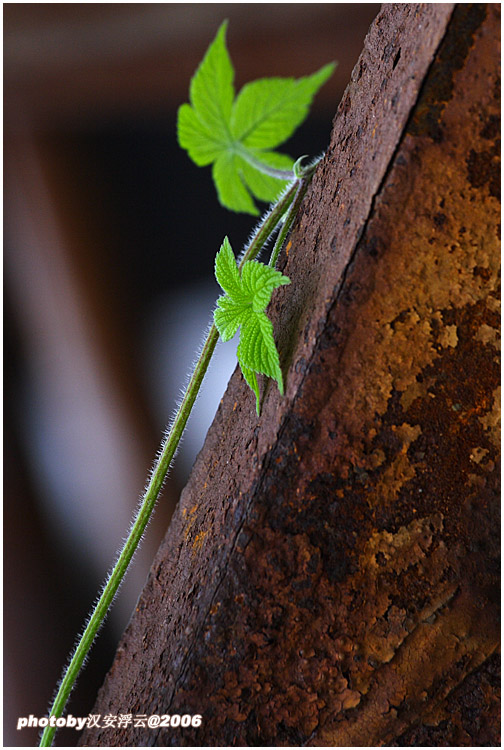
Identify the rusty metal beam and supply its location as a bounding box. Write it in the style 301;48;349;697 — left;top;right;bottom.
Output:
82;4;500;745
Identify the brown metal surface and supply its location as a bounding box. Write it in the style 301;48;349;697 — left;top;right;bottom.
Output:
82;4;499;746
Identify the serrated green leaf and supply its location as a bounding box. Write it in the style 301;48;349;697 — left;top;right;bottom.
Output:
237;311;283;389
177;103;225;166
231;64;335;150
214;296;246;341
213;150;295;214
189;20;234;141
212;151;259;215
177;22;335;214
241;261;290;312
214;236;242;297
213;237;289;412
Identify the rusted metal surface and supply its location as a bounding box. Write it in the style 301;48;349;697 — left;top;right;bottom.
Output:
81;4;499;746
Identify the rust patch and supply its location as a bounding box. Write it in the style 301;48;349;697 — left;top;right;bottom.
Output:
409;3;487;141
191;529;209;553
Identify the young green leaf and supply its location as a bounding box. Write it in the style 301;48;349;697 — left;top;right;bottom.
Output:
178;21;335;215
214;235;242;298
230;67;335;150
214;237;290;413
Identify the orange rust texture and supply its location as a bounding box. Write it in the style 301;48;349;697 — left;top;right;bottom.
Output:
82;5;499;747
187;6;500;745
280;6;500;745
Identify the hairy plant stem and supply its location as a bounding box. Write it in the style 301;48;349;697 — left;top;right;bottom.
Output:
267;156;320;268
40;178;302;747
269;178;309;268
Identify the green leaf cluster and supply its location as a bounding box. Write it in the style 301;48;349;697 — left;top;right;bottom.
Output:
214;237;290;413
178;21;335;215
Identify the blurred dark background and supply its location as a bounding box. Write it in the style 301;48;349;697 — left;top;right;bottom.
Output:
4;4;380;745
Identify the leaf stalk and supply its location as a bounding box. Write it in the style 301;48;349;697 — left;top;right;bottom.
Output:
234;143;296;181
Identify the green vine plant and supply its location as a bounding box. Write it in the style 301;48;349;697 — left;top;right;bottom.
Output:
39;21;334;747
